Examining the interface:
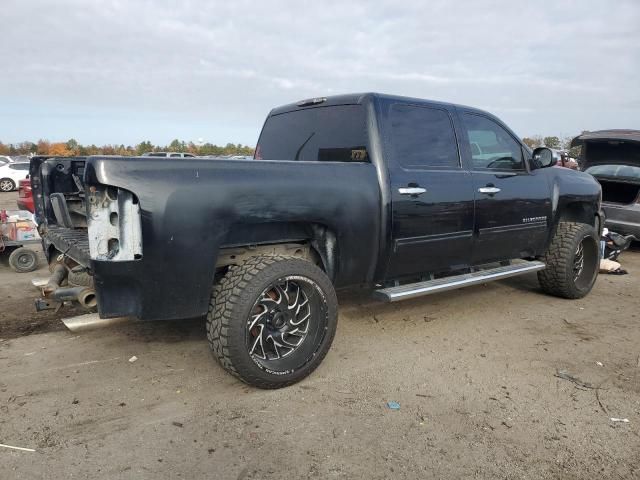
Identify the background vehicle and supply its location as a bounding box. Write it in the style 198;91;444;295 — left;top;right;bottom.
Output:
0;209;40;273
141;152;196;158
574;130;640;238
10;155;33;163
550;149;579;170
31;93;602;389
0;162;30;192
17;178;34;212
0;155;15;166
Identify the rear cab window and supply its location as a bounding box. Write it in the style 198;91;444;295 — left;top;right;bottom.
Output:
255;105;369;162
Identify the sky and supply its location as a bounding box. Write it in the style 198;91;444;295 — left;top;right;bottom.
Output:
1;0;639;146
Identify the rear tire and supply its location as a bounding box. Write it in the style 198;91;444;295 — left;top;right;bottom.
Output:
9;247;39;273
538;221;599;299
206;255;338;389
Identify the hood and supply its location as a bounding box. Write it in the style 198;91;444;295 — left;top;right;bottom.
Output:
572;130;640;169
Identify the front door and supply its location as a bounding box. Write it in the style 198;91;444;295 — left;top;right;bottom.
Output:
385;103;475;279
458;112;552;264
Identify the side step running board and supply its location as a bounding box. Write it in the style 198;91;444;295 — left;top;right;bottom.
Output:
373;260;546;302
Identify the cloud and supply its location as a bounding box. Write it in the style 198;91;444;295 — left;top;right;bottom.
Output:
1;0;638;144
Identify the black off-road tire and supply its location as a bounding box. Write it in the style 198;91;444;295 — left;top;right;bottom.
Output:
8;247;39;273
206;255;338;389
538;221;599;299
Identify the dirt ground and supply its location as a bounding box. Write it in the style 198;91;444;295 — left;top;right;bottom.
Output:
1;191;639;479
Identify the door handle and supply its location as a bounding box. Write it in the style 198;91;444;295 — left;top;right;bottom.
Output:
478;187;501;194
398;187;427;195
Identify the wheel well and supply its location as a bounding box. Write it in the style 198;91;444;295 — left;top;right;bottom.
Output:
218;222;338;281
558;202;597;228
216;243;314;266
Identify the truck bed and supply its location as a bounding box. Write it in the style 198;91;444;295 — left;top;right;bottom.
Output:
31;155;382;320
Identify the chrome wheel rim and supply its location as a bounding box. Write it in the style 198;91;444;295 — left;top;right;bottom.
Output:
247;278;312;361
573;242;585;281
0;180;13;191
572;234;599;290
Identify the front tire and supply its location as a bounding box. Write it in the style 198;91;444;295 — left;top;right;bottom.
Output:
538;221;599;299
206;255;338;389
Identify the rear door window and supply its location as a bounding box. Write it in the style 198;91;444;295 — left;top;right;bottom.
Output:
256;105;369;162
389;104;460;169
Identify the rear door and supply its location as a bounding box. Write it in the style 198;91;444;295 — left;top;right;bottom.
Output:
385;103;475;279
458;111;552;264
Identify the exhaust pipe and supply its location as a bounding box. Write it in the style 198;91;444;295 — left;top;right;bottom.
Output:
62;313;131;332
35;264;97;312
77;289;97;309
50;286;97;308
43;264;68;294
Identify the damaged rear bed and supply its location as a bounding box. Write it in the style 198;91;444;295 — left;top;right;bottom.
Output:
30;156;142;312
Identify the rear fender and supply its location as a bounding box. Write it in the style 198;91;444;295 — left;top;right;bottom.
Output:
220;222;338;281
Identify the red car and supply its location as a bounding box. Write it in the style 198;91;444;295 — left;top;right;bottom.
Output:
17;178;34;212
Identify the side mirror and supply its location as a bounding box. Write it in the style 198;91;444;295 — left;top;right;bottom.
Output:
531;147;554;169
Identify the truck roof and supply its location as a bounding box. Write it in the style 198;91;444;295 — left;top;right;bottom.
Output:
269;92;486;117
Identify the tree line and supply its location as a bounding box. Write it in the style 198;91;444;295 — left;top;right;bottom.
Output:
1;134;582;159
521;135;582;157
0;139;255;157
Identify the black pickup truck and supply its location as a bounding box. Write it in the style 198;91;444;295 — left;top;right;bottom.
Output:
31;93;603;388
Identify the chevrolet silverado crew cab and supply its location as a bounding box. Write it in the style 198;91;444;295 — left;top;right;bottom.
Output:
31;93;603;388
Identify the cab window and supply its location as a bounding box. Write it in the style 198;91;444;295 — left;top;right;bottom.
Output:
461;114;524;171
389;104;460;169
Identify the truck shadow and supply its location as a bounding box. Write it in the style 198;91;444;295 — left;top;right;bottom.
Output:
76;272;548;345
101;316;207;344
494;272;546;294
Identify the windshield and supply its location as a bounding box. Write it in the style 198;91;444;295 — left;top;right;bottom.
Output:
585;164;640;180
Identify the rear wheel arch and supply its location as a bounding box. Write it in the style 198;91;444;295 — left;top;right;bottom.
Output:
218;221;339;281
